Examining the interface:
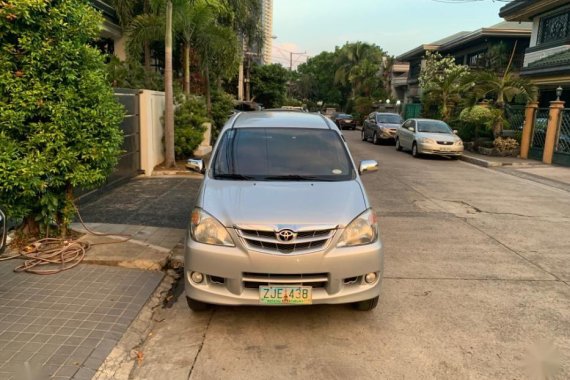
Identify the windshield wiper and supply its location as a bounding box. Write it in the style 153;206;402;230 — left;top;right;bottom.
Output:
260;175;331;181
214;173;254;180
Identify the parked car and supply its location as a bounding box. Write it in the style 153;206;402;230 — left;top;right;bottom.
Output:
185;111;383;311
362;112;404;144
333;113;357;130
396;118;463;158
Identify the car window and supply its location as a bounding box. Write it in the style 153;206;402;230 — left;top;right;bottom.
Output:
212;128;355;181
417;120;452;133
377;114;403;124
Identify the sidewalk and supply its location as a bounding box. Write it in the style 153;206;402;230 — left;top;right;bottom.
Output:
0;177;200;379
460;150;570;192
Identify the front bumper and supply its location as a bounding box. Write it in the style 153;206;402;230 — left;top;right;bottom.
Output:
418;142;463;156
184;230;384;306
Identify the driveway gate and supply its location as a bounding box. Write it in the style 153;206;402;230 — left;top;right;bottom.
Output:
553;109;570;166
528;108;549;161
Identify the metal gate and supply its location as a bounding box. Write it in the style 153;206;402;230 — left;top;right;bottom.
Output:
553;109;570;166
76;88;140;200
403;103;421;120
107;88;141;186
528;108;549;161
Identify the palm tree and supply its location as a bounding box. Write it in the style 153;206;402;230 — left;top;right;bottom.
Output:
334;42;385;98
424;69;474;121
472;70;536;136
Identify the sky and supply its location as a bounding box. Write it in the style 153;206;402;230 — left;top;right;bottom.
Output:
272;0;512;68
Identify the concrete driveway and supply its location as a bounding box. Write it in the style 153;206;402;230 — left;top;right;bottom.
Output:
126;131;570;379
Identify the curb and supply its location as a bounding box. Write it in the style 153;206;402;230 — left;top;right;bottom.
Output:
459;155;502;168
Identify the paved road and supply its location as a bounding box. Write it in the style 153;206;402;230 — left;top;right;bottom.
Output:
132;130;570;379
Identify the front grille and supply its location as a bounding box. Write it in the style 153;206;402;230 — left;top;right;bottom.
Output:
243;272;328;288
437;141;453;145
236;228;335;254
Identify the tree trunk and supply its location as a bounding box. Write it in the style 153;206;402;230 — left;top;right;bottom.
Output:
164;1;175;168
205;63;212;116
144;41;151;72
183;42;191;95
22;216;40;237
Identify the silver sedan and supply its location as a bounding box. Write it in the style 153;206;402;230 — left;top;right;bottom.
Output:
395;118;463;158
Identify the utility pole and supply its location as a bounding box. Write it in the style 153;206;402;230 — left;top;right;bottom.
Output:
244;51;259;102
289;51;306;71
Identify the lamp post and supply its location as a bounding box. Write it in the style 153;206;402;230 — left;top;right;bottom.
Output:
556;86;563;101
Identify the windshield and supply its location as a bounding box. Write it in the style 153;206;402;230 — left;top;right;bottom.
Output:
337;114;352;119
417;120;452;133
212;128;355;181
377;115;403;124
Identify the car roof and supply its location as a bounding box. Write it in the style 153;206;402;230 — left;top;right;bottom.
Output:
411;118;447;122
376;112;401;116
232;111;333;130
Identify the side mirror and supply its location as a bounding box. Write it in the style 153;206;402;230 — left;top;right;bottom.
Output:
359;160;378;175
453;129;458;134
0;209;6;254
408;127;415;132
186;158;205;174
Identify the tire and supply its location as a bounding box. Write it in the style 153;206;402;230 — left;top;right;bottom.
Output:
186;296;210;312
352;296;379;311
412;142;420;158
361;130;367;141
372;132;380;145
395;138;402;151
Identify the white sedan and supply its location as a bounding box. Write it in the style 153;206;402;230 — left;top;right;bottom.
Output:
396;118;463;158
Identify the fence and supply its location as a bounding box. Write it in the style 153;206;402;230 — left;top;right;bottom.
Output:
528;108;550;161
553;109;570;166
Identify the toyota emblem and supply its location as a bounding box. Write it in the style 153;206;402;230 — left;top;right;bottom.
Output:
276;229;296;242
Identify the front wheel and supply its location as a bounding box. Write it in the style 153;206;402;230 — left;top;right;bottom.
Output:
372;132;380;145
395;138;403;151
412;142;420;158
186;296;211;312
352;296;379;311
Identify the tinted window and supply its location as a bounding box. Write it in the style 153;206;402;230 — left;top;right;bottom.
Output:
212;128;355;181
417;120;452;133
336;114;352;119
377;114;403;124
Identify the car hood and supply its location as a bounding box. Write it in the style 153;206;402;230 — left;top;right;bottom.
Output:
417;132;457;142
378;123;400;129
200;179;367;228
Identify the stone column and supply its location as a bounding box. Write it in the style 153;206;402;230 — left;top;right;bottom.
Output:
542;100;565;164
520;101;538;159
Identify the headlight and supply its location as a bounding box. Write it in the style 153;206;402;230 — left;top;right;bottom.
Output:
455;138;463;146
419;137;436;144
337;209;378;247
190;208;234;246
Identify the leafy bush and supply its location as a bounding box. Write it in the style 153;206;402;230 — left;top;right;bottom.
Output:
457;106;495;142
211;90;235;130
0;0;124;234
493;137;519;152
106;56;164;91
174;96;208;159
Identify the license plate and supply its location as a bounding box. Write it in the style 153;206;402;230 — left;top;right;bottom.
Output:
259;286;312;305
440;146;451;151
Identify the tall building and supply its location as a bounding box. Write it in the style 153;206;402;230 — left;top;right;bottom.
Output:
260;0;273;64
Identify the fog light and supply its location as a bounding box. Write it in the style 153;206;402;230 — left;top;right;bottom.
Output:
365;272;377;284
191;272;204;284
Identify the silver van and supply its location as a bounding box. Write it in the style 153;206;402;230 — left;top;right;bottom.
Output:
185;111;383;311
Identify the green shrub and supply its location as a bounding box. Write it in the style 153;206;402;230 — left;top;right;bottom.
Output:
106;56;163;91
457;106;495;142
174;96;209;159
211;90;235;130
0;0;124;234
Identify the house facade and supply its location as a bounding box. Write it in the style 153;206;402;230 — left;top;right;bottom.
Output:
396;22;532;105
90;0;126;60
500;0;570;105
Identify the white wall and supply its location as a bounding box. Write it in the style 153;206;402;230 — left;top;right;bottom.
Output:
139;90;165;176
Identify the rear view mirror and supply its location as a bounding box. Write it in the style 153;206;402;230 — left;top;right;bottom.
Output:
0;209;6;254
186;159;205;174
359;160;378;175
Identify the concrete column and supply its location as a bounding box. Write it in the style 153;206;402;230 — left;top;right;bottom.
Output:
542;100;565;164
520;101;538;159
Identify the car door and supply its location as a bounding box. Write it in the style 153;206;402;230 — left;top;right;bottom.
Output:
364;113;375;138
399;120;411;149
